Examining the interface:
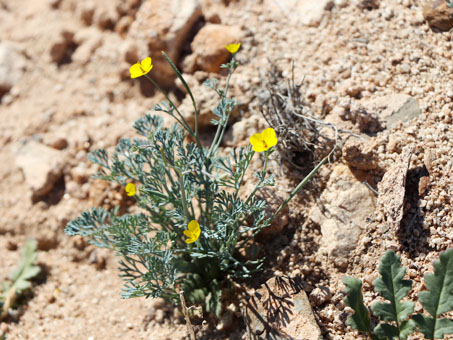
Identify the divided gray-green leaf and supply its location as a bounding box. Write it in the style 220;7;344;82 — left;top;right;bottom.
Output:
1;239;41;319
371;251;415;339
8;239;40;294
413;248;453;339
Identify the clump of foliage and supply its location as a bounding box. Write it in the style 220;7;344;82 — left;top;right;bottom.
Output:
0;239;41;320
343;249;453;339
65;44;329;318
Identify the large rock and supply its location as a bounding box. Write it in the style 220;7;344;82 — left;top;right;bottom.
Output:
0;43;25;98
362;94;421;130
127;0;202;87
245;277;322;340
190;24;243;73
308;164;376;268
423;0;453;31
15;141;65;201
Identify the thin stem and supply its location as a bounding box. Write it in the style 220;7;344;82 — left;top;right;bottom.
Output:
159;147;190;223
161;51;200;141
272;153;329;220
144;74;202;150
207;58;237;158
245;151;270;205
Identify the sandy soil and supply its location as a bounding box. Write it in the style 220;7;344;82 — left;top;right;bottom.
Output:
0;0;452;339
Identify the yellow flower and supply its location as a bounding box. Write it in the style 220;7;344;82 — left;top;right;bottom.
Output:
184;220;201;244
225;42;241;54
249;128;278;152
129;57;153;78
125;183;136;196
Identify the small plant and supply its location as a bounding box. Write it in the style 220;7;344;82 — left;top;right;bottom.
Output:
343;249;453;339
65;44;331;318
0;239;41;320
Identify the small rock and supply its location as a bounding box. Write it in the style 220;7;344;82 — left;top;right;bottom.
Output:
342;138;378;170
44;135;68;150
190;24;243;73
155;309;165;324
15;141;65;200
49;30;76;64
70;163;90;184
89;249;107;270
36;229;59;250
418;176;430;196
115;15;134;37
0;42;25;98
6;240;18;251
93;3;119;30
78;1;96;25
49;0;62;9
423;0;453;31
358;0;380;10
309;286;332;306
245;276;322;339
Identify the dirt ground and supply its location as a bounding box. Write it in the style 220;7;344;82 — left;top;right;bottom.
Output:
0;0;452;339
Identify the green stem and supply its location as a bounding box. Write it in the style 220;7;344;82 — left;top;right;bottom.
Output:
177;171;190;223
144;74;202;150
159;147;190;223
245;151;269;205
207;58;236;158
272;154;329;220
161;51;200;141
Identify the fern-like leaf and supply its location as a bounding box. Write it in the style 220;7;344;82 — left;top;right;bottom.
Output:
413;248;453;339
343;277;374;335
371;251;416;339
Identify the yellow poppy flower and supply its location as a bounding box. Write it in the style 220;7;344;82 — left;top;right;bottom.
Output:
129;57;153;78
249;128;278;152
225;42;241;54
183;220;201;244
125;183;136;196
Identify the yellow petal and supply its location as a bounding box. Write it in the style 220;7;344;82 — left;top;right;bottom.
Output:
129;64;144;78
192;226;200;240
125;183;136;196
183;230;193;238
225;42;241;54
249;133;266;152
140;57;153;73
185;237;196;244
262;128;277;148
188;220;199;232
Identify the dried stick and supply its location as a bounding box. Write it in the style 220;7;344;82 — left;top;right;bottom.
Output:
179;290;197;340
